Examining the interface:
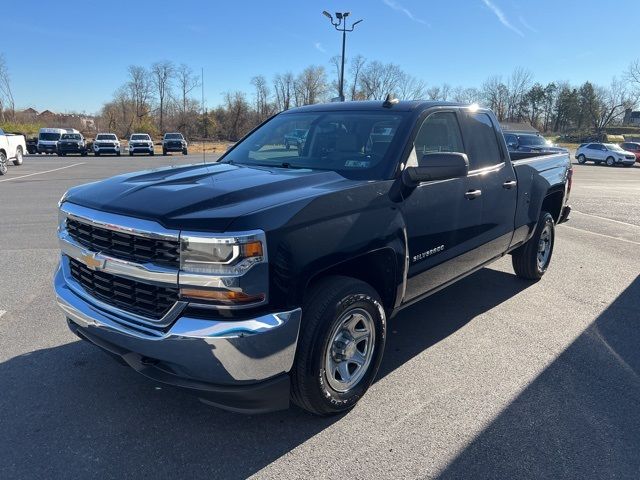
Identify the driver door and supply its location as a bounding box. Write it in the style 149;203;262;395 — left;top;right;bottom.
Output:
401;110;483;301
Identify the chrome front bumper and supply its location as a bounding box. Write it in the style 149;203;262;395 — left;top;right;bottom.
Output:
54;265;302;411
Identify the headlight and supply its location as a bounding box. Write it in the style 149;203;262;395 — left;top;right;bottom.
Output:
179;230;268;307
180;231;265;275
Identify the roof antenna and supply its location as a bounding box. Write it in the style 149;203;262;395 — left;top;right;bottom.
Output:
382;93;399;108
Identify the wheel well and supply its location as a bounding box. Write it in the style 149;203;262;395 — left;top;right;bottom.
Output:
541;190;564;223
305;249;397;314
0;148;6;157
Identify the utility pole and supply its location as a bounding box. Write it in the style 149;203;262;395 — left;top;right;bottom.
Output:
322;11;363;102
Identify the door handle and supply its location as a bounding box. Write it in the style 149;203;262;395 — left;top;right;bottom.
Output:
465;189;482;199
502;180;517;189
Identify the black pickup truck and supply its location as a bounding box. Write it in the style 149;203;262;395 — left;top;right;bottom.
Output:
54;100;572;415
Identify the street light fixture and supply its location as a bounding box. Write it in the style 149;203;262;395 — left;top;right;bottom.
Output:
322;11;363;102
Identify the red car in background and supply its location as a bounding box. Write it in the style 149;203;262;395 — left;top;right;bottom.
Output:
621;142;640;162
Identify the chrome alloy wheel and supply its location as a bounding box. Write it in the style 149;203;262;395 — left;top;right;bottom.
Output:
324;307;376;393
537;223;552;270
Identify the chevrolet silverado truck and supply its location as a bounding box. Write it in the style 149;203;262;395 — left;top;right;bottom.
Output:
162;132;188;155
0;128;26;175
54;100;572;415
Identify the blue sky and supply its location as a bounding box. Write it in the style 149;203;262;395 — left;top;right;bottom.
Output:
4;0;639;114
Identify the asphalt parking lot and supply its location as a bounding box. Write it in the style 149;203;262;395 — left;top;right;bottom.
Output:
0;154;639;479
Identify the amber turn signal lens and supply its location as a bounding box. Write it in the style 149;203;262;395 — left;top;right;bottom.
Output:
180;288;265;304
242;241;263;258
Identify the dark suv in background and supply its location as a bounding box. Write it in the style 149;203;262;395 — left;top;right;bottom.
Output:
162;133;188;155
57;133;88;156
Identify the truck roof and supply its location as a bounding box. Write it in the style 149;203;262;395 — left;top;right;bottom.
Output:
283;100;468;114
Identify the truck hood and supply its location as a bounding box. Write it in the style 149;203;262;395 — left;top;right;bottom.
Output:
65;162;362;232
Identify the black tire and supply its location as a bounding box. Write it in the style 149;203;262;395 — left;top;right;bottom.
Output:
81;152;87;157
162;149;167;156
577;154;586;165
13;146;23;166
291;275;387;416
95;151;100;157
606;156;615;167
116;151;121;157
182;148;188;155
512;211;555;280
0;151;7;175
129;152;134;156
149;151;154;156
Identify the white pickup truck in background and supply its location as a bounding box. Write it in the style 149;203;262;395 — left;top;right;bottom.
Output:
0;128;26;175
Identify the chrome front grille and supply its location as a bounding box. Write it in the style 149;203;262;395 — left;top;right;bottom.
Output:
59;203;184;327
66;218;180;267
68;257;179;320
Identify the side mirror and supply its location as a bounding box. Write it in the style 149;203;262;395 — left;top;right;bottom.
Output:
402;152;469;187
508;142;518;149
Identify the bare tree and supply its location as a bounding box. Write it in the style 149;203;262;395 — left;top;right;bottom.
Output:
273;72;294;111
481;76;509;120
349;55;367;100
251;75;273;123
175;64;200;130
294;66;327;106
452;86;480;104
397;73;426;100
127;65;152;123
0;54;15;122
151;61;175;133
506;67;533;121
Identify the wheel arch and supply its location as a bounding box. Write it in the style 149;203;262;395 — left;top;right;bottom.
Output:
540;188;565;224
303;247;400;317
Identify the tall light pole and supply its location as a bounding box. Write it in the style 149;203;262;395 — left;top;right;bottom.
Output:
322;11;363;102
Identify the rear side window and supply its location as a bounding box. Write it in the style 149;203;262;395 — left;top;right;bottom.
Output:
462;113;504;170
413;112;465;165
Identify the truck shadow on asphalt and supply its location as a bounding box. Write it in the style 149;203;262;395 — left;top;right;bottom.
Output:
1;267;534;479
437;275;640;480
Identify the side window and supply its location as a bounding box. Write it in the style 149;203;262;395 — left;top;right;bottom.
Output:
413;112;465;166
463;113;504;170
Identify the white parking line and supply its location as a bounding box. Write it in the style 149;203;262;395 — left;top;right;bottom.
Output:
0;310;6;319
0;163;86;183
572;210;640;229
564;225;640;246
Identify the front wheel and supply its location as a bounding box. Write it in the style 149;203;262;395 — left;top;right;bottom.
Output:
606;156;615;167
13;147;23;165
0;151;7;175
291;276;386;416
512;211;555;280
577;154;586;165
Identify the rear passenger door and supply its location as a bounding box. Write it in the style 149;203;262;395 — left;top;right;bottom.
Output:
459;111;518;262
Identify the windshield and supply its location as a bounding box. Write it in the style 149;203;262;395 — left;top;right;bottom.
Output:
39;132;62;141
96;134;117;141
221;111;408;180
131;134;150;141
165;133;183;139
517;135;547;147
61;134;81;140
605;143;624;152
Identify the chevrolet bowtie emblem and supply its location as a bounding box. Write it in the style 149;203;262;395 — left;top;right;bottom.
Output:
80;252;105;271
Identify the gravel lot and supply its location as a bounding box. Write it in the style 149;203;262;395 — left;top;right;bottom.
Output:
0;154;639;479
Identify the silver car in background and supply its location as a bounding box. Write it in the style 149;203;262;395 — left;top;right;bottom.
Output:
575;142;636;167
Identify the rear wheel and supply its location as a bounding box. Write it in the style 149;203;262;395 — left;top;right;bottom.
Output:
13;147;23;166
0;152;7;175
606;156;615;166
512;211;555;280
577;154;586;165
291;276;386;416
